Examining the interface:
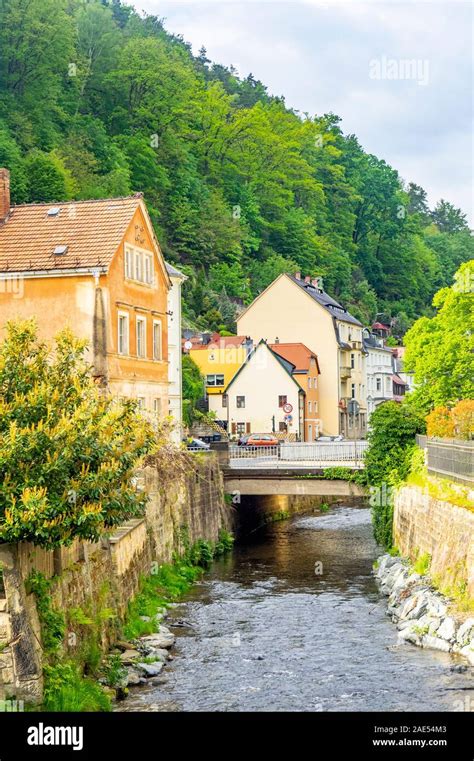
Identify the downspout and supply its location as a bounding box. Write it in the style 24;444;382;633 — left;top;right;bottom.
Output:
92;271;108;389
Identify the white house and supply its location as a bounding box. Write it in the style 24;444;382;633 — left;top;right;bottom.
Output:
166;262;187;443
363;330;394;419
223;340;305;439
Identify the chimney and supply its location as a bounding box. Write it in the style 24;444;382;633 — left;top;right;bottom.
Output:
294;272;301;280
274;337;280;344
304;276;311;284
312;276;323;291
0;169;10;223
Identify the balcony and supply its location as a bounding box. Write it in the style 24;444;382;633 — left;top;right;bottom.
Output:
340;365;352;379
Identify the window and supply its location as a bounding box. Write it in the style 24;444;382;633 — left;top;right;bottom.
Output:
153;320;162;360
236;396;245;408
308;400;312;413
153;398;161;416
376;377;382;392
135;250;143;282
350;353;355;369
125;248;133;279
144;254;153;285
236;422;246;435
222;393;228;408
206;374;224;387
125;245;154;285
137;397;146;409
313;377;317;389
385;376;391;391
278;395;287;408
351;383;356;399
314;401;318;413
308;424;312;440
136;317;146;358
118;312;129;355
308;377;312;389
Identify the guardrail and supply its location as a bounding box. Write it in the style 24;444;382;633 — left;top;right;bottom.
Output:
228;440;368;468
416;435;473;486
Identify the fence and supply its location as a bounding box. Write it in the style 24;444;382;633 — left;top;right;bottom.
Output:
229;440;368;468
416;435;473;486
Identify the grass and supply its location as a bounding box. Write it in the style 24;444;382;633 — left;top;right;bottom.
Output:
42;662;111;712
412;552;431;576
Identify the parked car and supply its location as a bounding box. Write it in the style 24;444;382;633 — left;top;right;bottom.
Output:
184;437;210;450
238;433;279;447
317;435;344;442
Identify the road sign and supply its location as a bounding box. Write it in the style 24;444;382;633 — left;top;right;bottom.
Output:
283;402;293;414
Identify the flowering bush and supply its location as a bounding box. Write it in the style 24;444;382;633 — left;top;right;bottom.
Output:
0;320;157;548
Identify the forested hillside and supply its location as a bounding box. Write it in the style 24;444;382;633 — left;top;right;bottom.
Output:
0;0;471;333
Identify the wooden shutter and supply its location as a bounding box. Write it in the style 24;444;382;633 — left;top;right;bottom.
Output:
231;422;237;434
246;422;251;433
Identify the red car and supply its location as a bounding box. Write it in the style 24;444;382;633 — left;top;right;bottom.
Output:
238;433;279;446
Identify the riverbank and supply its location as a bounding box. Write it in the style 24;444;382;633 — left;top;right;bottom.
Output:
374;554;474;666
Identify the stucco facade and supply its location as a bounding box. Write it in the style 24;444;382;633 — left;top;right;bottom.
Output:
223;342;305;439
166;263;187;442
237;274;367;437
0;193;171;416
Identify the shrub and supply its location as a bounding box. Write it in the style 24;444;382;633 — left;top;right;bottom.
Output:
0;320;157;547
451;399;474;440
426;406;455;438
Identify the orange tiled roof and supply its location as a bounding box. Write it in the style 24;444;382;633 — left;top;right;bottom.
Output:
191;334;247;350
0;195;143;273
269;342;319;373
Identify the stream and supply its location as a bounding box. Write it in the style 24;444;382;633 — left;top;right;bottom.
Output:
119;504;472;712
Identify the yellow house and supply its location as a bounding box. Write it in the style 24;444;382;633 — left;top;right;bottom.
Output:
0;169;172;418
189;335;252;415
237;272;367;437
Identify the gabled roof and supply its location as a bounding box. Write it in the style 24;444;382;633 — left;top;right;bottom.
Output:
166;261;187;280
269;342;320;374
190;334;248;350
0;194;163;275
225;339;304;393
287;275;362;326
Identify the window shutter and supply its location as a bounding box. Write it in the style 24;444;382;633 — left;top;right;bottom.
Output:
232;423;236;434
246;422;251;433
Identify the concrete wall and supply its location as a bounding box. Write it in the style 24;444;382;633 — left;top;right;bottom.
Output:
393;485;474;598
0;453;232;703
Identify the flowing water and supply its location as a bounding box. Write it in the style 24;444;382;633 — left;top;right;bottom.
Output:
119;505;472;712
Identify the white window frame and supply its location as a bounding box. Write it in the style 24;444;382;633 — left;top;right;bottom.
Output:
153;398;161;416
144;253;153;285
125;244;154;285
153;319;162;361
137;397;146;410
118;311;129;356
124;248;133;279
136;316;146;358
206;374;224;387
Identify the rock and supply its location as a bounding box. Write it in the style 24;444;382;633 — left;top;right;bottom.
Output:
428;618;441;635
140;632;175;649
437;617;456;642
422;635;452;653
125;669;142;686
450;663;469;673
397;625;422;646
115;640;137;652
456;618;474;647
136;662;164;678
148;675;168;686
140;647;169;661
139;615;151;622
426;596;448;618
119;649;141;663
460;645;474;666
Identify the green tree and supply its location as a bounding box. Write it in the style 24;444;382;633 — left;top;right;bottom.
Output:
0;320;156;548
404;261;474;412
182;354;204;426
365;401;425;549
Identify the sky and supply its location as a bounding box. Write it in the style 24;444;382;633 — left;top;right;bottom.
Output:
132;0;473;224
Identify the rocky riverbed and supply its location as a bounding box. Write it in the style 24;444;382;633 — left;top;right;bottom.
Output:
375;554;474;666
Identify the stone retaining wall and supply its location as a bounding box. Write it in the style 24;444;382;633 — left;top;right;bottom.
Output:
393;485;474;598
0;453;232;703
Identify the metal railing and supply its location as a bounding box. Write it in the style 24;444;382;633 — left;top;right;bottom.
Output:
416;435;473;486
229;440;368;468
